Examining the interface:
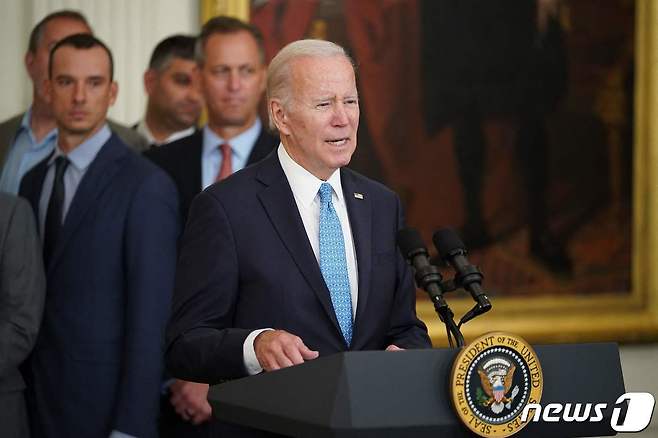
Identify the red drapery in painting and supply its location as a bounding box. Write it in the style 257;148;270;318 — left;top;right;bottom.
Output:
252;0;425;186
251;0;319;62
344;0;425;185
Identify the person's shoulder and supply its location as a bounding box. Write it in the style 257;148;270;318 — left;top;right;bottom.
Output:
342;167;398;200
107;134;171;181
0;113;23;127
0;113;24;138
108;119;149;152
144;130;201;162
0;192;33;227
0;191;22;211
204;153;272;201
259;127;280;146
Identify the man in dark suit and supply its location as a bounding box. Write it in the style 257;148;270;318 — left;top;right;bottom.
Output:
145;18;278;434
165;39;431;436
135;35;203;148
19;34;179;438
0;10;147;195
145;16;278;224
0;193;45;438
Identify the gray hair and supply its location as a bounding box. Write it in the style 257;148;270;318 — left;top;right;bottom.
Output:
266;39;355;131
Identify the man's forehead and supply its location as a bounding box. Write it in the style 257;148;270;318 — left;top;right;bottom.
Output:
164;58;196;73
51;47;111;77
291;57;356;93
41;18;91;45
205;32;262;65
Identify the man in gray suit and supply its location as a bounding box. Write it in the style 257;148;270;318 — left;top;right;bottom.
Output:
0;10;146;195
0;193;46;438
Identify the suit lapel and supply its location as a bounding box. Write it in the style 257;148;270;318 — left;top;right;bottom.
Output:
48;136;126;273
341;169;372;344
255;155;342;335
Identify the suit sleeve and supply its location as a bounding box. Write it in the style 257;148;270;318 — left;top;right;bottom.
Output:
0;196;45;377
112;170;180;438
385;196;432;349
165;190;251;384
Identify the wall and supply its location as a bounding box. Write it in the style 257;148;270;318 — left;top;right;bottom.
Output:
619;344;658;436
0;0;200;124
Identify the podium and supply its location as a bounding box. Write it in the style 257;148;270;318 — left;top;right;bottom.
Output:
208;343;625;437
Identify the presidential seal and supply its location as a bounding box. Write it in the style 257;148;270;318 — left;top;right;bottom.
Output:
450;332;543;437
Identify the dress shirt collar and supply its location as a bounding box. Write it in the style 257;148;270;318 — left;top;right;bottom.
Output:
277;143;343;209
47;124;111;171
136;119;195;146
202;117;261;160
20;106;58;148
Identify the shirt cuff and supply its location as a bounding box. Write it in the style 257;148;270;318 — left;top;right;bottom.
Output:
243;328;273;375
110;430;136;438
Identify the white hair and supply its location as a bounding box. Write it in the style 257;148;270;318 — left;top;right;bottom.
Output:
266;39;355;131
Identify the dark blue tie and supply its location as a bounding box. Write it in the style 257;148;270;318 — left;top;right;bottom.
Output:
44;156;69;266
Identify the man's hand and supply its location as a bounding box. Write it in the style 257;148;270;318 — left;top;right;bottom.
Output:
254;330;319;371
169;380;212;425
386;344;404;351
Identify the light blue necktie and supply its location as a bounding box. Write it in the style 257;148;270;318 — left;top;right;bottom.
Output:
318;182;353;346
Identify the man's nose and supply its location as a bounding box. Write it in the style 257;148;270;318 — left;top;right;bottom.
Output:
227;70;241;91
332;103;349;126
73;82;86;102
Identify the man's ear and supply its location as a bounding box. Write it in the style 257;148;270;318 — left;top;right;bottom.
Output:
270;99;290;136
258;66;267;94
109;81;119;106
143;69;157;96
25;51;35;78
43;78;52;105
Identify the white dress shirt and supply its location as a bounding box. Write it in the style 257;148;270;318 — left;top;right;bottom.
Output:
242;144;359;374
135;119;195;147
201;118;261;190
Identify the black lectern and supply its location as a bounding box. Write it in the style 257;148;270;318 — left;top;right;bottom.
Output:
208;343;625;437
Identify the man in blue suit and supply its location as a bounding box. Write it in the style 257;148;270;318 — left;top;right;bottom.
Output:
166;39;430;435
20;34;179;438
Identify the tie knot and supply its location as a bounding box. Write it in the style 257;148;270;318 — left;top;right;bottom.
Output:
318;182;333;204
219;143;231;156
53;155;70;175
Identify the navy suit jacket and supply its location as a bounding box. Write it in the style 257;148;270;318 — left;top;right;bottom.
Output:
165;151;430;384
19;134;180;438
144;127;279;223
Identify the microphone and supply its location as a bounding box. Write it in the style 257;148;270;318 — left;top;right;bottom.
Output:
433;228;492;324
397;228;448;317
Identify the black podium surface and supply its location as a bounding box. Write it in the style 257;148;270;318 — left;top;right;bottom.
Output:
209;343;624;437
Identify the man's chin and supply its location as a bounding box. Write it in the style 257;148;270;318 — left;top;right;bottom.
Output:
216;114;249;128
60;123;95;136
174;115;200;129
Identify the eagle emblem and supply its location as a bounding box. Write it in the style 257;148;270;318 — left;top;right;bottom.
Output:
477;357;520;414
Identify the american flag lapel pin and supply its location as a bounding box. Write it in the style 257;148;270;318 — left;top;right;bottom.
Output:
354;192;364;200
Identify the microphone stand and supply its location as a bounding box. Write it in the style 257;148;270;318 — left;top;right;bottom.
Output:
413;264;465;348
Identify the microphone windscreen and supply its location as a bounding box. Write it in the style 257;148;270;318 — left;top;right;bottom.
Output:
397;227;426;257
433;228;465;259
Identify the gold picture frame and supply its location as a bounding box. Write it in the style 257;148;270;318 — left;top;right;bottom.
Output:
201;0;249;22
421;0;658;346
201;0;658;345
